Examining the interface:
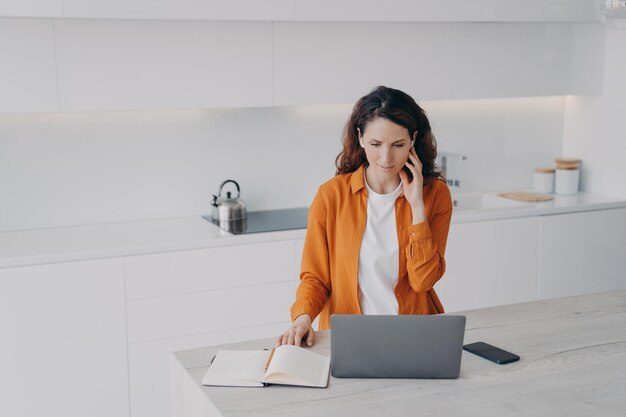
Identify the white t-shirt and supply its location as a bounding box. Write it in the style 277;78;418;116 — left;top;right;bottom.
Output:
358;176;402;315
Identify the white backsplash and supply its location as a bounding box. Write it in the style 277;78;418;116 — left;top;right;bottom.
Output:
426;96;564;193
563;29;626;200
0;97;564;232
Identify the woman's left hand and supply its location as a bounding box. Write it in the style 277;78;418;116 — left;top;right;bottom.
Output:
399;147;426;223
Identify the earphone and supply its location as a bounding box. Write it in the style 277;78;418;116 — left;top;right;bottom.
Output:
357;128;365;148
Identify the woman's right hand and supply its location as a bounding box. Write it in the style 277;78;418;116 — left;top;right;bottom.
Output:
277;314;315;347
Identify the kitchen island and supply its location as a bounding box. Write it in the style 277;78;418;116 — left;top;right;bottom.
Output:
171;290;626;417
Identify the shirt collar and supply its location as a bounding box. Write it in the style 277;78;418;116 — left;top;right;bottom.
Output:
350;164;407;200
350;165;366;194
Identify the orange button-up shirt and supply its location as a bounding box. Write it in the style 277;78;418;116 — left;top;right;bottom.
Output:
290;165;453;330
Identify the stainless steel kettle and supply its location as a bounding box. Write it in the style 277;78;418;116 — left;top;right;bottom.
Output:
210;180;247;233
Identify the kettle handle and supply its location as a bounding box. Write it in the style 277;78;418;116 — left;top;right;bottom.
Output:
217;179;241;199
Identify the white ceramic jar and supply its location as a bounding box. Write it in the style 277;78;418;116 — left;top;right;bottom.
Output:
555;166;580;195
534;168;555;194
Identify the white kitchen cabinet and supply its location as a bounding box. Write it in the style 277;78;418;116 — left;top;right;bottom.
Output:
292;0;595;22
62;0;293;21
126;280;297;343
125;240;299;300
568;23;607;96
451;23;604;99
0;18;605;114
0;0;596;22
452;23;568;98
54;20;274;111
125;240;300;417
0;258;129;417
0;0;61;17
0;18;58;113
273;22;603;107
273;22;454;105
435;217;540;312
537;208;626;300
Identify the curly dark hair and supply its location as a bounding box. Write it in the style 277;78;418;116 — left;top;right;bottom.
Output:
335;86;443;185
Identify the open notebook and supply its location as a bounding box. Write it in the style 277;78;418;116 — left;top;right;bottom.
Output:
202;344;331;388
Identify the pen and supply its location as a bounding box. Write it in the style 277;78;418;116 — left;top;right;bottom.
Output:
264;347;276;371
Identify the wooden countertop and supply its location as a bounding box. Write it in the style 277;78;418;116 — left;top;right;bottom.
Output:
171;290;626;417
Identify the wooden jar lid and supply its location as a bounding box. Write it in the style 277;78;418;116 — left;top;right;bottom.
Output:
555;158;581;170
555;158;581;169
555;158;581;164
535;168;555;173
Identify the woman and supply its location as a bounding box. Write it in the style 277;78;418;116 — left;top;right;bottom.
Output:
278;86;452;347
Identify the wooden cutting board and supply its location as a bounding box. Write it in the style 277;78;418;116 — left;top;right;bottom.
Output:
497;191;553;202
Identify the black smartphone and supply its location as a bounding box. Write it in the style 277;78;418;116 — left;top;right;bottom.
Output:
402;164;414;179
403;155;415;179
463;342;520;364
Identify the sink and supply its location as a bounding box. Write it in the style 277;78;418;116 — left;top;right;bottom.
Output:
451;193;528;212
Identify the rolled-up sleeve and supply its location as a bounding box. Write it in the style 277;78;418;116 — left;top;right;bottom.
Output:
290;189;332;322
405;183;453;293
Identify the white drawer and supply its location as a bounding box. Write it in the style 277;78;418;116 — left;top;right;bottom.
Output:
127;280;297;343
125;240;299;299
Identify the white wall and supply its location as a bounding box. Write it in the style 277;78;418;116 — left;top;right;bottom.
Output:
0;106;345;231
563;29;626;198
0;97;565;232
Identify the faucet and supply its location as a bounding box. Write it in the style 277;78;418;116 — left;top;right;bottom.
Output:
438;151;467;188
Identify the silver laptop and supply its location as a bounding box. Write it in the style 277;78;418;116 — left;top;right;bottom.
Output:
330;314;466;379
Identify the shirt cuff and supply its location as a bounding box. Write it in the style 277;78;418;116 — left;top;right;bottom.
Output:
290;300;317;323
408;221;433;242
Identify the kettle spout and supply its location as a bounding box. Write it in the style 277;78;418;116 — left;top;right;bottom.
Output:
210;194;219;207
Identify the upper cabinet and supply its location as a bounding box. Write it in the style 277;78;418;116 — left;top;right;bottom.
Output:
1;0;596;22
0;16;606;113
61;0;293;21
451;23;605;99
274;22;604;106
54;20;274;111
0;19;58;113
273;23;454;105
292;0;595;22
294;0;594;22
0;0;61;17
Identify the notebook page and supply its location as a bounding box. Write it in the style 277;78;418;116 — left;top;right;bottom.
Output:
264;345;330;387
202;350;269;386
